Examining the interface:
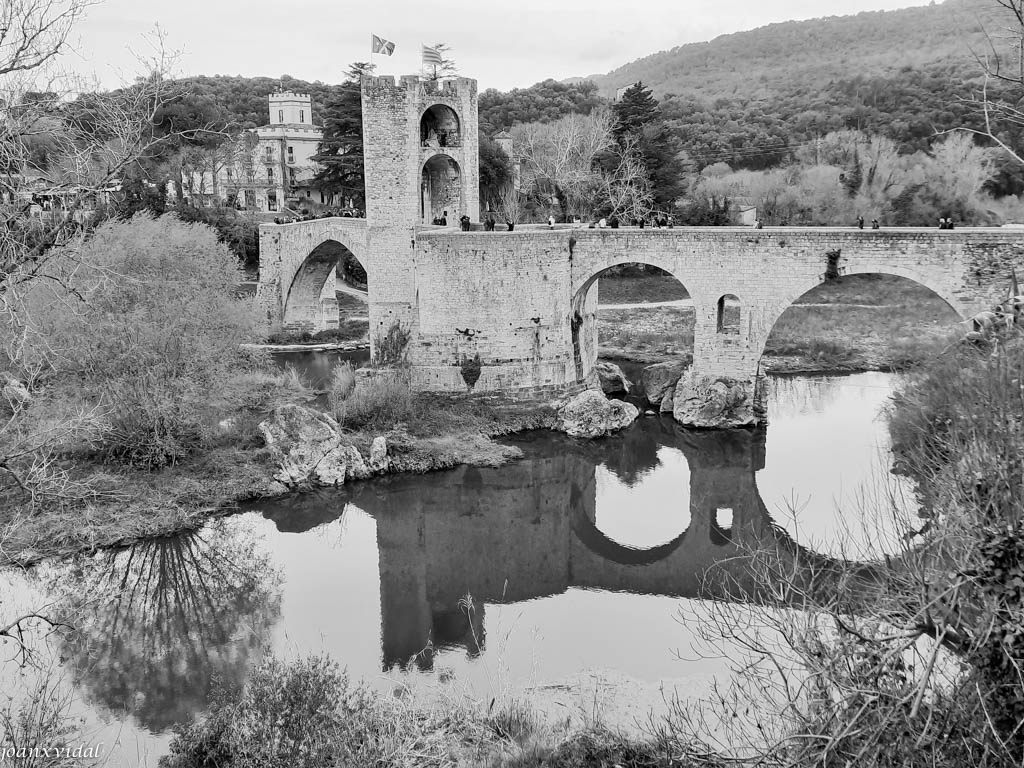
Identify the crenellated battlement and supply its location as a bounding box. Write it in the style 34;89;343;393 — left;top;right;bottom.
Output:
270;91;311;101
363;74;477;103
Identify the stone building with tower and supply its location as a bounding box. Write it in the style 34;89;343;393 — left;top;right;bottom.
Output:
181;91;328;213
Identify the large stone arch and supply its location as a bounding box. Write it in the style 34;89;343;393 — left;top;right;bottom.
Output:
570;251;694;305
283;238;368;332
569;253;697;384
754;263;968;363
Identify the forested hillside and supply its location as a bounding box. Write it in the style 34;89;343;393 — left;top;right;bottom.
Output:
588;0;991;99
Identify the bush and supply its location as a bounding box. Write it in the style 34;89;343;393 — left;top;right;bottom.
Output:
11;214;263;469
331;369;413;429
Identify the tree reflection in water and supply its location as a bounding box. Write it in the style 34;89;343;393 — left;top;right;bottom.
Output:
39;522;282;733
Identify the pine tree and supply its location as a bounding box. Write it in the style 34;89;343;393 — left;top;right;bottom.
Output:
312;62;373;209
613;81;660;138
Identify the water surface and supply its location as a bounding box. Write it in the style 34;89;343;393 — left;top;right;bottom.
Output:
0;372;916;765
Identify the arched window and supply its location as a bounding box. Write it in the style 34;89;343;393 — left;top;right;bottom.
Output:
420;105;461;148
717;294;741;334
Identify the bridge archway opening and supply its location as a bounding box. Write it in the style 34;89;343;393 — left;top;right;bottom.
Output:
421;154;461;225
760;273;960;371
717;294;741;334
420;104;460;148
283;238;369;336
572;262;694;389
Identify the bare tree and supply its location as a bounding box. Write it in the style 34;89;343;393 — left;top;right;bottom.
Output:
512;107;617;219
958;0;1024;164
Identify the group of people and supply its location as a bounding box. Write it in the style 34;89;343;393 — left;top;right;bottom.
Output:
938;217;956;229
855;216;881;229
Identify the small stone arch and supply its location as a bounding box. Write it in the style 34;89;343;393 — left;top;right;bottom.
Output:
421;153;462;224
716;294;741;334
283;238;367;332
420;104;461;148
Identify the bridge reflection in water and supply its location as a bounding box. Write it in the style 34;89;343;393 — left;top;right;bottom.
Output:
266;421;882;672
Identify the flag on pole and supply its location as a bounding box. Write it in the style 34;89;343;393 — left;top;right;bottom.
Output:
371;34;395;55
421;44;443;66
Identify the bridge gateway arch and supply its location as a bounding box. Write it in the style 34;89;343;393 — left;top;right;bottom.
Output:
255;72;1024;427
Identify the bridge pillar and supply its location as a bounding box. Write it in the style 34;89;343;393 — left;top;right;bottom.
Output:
673;309;764;428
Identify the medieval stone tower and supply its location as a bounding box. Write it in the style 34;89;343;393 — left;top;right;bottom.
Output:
359;74;481;344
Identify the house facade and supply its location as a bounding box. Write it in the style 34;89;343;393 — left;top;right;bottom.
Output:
182;92;328;213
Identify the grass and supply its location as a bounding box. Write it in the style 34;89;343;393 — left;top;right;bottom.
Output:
597;275;690;305
158;652;695;768
597;273;960;372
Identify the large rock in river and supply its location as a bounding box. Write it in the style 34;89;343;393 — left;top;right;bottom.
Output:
595;361;631;395
258;404;368;486
672;372;756;428
641;359;690;407
558;389;639;438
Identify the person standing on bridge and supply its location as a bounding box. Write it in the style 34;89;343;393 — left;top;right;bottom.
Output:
857;215;864;229
548;214;555;229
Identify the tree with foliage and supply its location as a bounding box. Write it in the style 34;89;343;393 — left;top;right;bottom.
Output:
313;62;373;210
478;134;513;213
478;79;605;134
612;81;686;211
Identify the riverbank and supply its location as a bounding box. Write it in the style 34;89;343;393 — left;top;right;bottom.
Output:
0;373;557;568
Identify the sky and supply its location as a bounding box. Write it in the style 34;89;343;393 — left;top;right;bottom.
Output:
69;0;938;92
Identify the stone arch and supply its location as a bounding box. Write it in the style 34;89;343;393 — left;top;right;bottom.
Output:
755;265;968;363
420;104;461;148
283;238;367;332
421;153;462;224
716;294;741;334
569;256;694;385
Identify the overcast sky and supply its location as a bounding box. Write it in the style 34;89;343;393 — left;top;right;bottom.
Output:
70;0;937;91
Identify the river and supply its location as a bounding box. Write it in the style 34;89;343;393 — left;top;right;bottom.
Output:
0;371;919;766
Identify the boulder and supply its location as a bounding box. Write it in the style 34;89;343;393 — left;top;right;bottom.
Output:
640;360;689;406
258;404;368;487
672;373;756;428
1;376;31;412
659;390;675;413
594;361;631;395
558;389;639;438
369;436;389;472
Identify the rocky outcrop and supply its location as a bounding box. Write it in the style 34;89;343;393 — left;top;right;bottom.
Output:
640;359;689;407
258;404;381;487
557;390;639;438
369;436;389;472
595;361;631;395
672;373;756;428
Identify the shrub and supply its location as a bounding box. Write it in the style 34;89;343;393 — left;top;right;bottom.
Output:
10;214;264;469
331;369;413;429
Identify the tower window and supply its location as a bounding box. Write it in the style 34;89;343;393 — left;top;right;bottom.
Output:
287;146;295;164
299;109;305;123
278;109;284;123
267;168;273;181
264;146;272;160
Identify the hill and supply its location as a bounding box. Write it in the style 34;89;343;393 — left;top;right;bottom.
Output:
586;0;993;100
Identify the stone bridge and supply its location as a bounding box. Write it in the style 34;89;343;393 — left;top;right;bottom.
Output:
258;219;1024;424
253;72;1024;425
